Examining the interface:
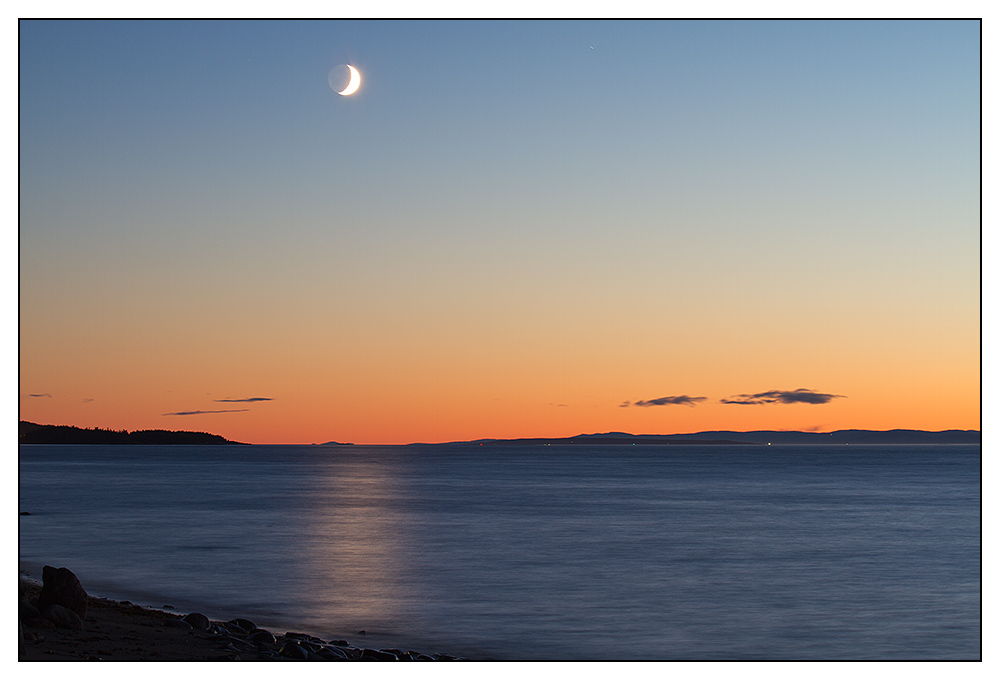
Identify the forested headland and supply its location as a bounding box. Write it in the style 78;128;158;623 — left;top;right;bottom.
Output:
18;421;246;445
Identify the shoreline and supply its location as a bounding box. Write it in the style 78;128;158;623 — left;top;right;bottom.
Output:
19;575;468;662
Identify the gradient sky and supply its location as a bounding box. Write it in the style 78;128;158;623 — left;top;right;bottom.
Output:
18;19;980;444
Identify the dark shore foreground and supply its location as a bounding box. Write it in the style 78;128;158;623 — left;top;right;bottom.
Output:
19;579;464;662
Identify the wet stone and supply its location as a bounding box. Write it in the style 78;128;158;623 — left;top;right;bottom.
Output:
332;645;362;660
317;646;350;660
247;629;276;646
20;597;41;622
279;640;309;660
213;635;255;651
42;604;83;630
24;616;56;630
285;631;324;643
183;612;210;630
22;629;45;645
223;620;249;635
361;648;398;661
230;618;256;632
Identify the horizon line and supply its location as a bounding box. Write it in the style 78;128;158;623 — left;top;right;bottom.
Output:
18;420;982;447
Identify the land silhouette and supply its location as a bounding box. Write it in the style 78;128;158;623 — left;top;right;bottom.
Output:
433;430;981;446
18;421;246;445
19;421;979;446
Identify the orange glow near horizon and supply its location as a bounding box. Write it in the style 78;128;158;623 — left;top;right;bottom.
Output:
18;315;980;445
18;247;981;445
19;246;981;444
18;252;981;445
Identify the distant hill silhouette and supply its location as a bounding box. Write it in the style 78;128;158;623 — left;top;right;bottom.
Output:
644;429;981;445
18;421;246;445
428;429;980;446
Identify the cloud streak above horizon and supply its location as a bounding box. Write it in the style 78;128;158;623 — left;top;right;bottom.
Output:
720;389;845;405
623;395;707;408
163;409;250;416
214;397;273;403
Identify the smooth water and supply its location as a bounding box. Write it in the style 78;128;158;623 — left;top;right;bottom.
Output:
18;444;980;659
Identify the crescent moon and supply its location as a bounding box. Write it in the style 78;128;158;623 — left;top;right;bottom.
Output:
338;65;361;96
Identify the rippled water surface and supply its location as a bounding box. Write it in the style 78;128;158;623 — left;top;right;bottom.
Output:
19;444;980;659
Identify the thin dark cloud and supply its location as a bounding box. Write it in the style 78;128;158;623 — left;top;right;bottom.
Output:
632;395;707;407
214;397;273;403
721;389;844;405
163;409;250;416
28;393;52;398
82;398;95;403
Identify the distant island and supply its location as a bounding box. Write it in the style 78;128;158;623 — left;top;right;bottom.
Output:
18;421;247;445
425;429;981;446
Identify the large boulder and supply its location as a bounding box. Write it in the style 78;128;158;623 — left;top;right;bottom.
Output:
42;604;83;630
37;566;88;621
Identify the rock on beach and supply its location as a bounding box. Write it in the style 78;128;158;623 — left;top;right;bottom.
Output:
42;604;83;630
183;612;210;629
37;565;88;621
20;566;469;661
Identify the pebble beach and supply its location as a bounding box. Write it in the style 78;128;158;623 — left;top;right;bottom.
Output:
19;570;466;662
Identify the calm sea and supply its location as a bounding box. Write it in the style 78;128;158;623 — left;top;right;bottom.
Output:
18;443;980;660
